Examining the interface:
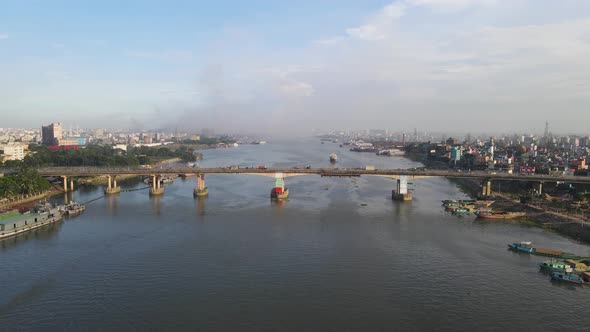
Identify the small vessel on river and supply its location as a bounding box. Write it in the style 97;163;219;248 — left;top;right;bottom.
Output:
508;242;583;259
551;272;586;284
63;201;86;216
508;241;535;253
475;211;526;219
329;153;338;163
540;260;570;272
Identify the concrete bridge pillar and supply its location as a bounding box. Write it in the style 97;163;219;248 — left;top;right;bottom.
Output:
150;175;164;196
538;181;543;195
481;179;492;198
104;175;121;194
70;178;75;192
63;176;68;192
194;174;208;197
271;173;289;200
392;175;412;201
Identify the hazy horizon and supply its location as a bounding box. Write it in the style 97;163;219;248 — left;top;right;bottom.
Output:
2;0;590;135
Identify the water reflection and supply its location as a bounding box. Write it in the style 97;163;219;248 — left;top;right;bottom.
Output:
0;221;62;250
150;194;162;216
105;194;119;216
194;196;207;216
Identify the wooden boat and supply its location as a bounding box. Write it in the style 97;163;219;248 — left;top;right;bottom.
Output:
475;211;526;219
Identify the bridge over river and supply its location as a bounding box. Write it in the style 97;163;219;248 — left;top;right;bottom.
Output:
4;166;589;200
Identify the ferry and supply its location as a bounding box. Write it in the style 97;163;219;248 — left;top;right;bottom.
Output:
551;272;586;284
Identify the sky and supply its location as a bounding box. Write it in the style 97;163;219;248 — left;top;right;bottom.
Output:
1;0;590;135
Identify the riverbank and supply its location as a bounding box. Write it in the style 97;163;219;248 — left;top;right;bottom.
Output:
452;177;590;243
0;185;65;212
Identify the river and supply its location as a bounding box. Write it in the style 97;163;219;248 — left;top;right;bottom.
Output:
1;139;590;331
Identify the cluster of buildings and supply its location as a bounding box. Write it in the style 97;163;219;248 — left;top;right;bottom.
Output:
0;122;225;162
417;133;590;177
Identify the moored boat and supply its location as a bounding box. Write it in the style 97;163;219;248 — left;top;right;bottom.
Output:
475;211;526;219
540;260;570;272
508;241;534;254
551;272;586;284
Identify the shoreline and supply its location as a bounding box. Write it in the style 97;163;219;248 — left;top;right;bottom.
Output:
452;176;590;244
403;151;590;244
0;186;65;211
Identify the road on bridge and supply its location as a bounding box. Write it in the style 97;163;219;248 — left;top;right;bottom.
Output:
3;166;590;184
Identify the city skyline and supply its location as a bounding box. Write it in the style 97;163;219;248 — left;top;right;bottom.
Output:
1;0;590;134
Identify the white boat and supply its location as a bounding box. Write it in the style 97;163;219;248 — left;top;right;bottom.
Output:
329;153;338;162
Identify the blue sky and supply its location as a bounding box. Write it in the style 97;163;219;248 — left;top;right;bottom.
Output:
2;0;590;134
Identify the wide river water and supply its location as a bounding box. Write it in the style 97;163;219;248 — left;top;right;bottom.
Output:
2;139;590;331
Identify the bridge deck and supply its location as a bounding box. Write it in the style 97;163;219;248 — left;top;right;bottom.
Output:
3;167;589;184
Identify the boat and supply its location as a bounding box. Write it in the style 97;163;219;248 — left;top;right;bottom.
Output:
551;272;586;284
271;187;289;200
475;211;526;219
507;242;582;259
508;241;534;254
1;204;64;239
540;260;571;272
329;153;338;163
64;201;85;216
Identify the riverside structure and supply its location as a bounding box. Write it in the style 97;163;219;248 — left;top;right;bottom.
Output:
3;166;590;201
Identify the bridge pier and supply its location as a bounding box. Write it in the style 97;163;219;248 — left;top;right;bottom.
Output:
194;174;208;197
104;175;121;194
62;176;68;192
537;181;543;195
270;173;289;200
480;179;492;198
149;175;164;196
392;175;412;201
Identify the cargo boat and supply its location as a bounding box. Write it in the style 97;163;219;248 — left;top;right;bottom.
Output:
0;204;64;239
540;260;570;272
551;272;586;284
271;187;289;200
475;211;526;219
508;241;534;253
507;242;582;259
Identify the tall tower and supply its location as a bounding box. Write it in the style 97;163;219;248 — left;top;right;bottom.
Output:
544;121;549;139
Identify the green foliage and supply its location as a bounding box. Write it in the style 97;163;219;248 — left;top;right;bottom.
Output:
0;167;50;199
180;136;235;146
6;144;195;167
126;145;196;162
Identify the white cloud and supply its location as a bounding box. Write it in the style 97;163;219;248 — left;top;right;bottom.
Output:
345;2;406;41
127;50;193;62
406;0;497;10
279;81;315;97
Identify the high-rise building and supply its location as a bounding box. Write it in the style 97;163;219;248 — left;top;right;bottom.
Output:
1;143;25;161
41;123;62;145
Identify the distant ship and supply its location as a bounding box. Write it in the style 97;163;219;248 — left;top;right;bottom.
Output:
329;153;338;163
